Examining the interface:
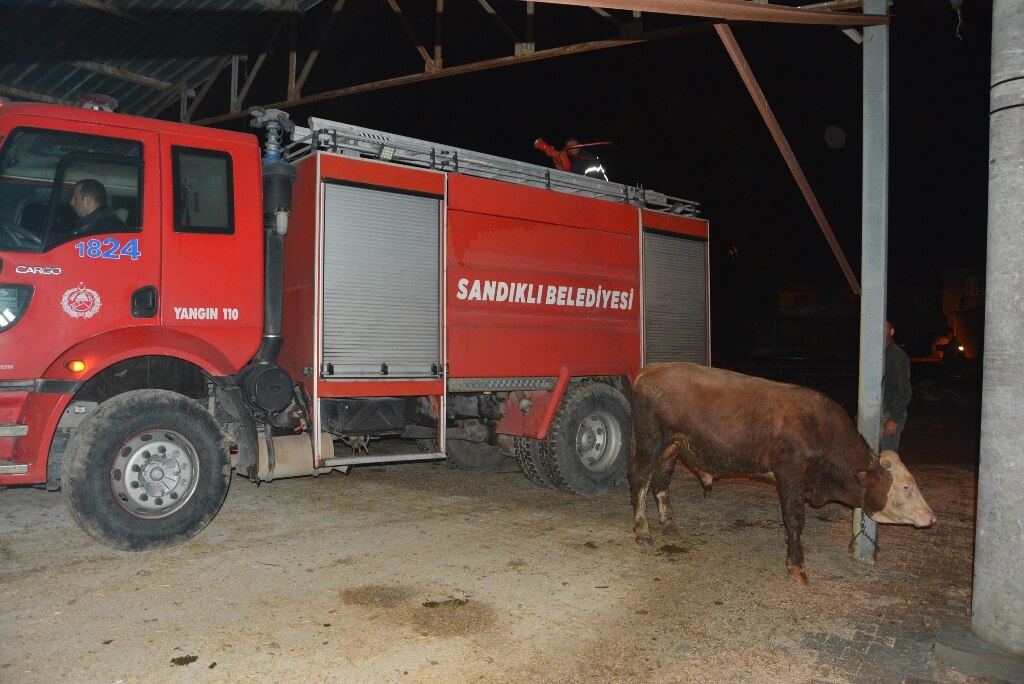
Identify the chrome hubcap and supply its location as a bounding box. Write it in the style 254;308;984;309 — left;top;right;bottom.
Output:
574;410;622;473
110;430;200;519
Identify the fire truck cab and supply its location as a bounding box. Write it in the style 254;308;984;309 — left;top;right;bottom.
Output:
0;101;709;550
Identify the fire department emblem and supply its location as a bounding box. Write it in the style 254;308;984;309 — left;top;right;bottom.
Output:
61;283;102;319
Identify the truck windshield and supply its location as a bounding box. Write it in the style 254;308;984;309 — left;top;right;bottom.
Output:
0;128;142;252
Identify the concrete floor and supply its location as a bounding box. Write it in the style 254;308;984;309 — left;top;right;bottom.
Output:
0;423;1004;683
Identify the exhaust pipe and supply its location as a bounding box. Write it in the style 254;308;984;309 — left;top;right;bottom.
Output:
240;108;298;417
254;160;296;365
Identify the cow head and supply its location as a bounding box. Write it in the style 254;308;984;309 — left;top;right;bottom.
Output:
857;451;936;528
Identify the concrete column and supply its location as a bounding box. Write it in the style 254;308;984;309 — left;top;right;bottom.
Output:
852;0;888;565
973;0;1024;656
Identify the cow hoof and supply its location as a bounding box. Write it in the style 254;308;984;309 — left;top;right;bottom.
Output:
662;522;680;537
787;563;809;584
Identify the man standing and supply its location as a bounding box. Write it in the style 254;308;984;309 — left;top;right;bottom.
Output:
70;179;125;235
882;319;912;452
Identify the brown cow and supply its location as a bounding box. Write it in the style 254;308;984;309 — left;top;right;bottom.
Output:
628;362;935;583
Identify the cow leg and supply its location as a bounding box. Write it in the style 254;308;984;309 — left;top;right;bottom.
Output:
774;474;809;584
695;469;714;497
627;436;655;547
652;441;681;536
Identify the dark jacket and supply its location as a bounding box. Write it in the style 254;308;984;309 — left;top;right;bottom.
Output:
883;341;912;419
75;206;125;235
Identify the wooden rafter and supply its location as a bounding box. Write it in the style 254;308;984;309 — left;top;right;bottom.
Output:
66;61;171;90
196;21;714;126
477;0;521;44
385;0;437;72
293;0;348;99
0;83;73;106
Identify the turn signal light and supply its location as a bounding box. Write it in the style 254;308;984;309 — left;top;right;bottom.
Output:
65;360;87;373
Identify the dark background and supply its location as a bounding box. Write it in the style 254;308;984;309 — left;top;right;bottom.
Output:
1;1;993;358
244;0;991;360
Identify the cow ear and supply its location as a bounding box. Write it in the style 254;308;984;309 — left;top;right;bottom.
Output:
878;451;896;470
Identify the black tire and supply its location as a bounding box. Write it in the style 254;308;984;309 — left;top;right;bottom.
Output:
514;436;557;489
541;382;631;496
445;439;507;470
62;389;231;551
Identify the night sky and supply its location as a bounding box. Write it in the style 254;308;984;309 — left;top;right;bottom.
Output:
222;0;992;352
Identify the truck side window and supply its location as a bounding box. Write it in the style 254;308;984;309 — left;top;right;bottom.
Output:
0;127;142;252
172;147;234;235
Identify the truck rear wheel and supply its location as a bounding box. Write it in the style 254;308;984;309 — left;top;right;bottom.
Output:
541;382;630;496
445;439;507;470
62;390;231;551
514;436;556;489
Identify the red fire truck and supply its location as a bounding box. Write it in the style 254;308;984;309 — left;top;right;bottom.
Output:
0;100;708;550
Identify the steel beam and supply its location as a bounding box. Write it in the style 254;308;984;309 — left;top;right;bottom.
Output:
139;57;218;117
386;0;437;72
714;23;860;295
525;0;888;26
478;0;521;43
195;22;714;126
185;57;232;122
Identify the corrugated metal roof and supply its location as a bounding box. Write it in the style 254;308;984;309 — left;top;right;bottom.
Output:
0;0;322;116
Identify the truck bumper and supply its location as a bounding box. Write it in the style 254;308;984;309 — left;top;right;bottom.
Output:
0;381;78;485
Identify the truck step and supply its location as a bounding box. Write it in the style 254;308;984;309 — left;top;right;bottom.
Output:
0;423;28;437
0;460;29;475
323;451;445;468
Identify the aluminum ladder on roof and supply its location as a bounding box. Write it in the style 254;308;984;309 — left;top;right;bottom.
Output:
288;117;699;218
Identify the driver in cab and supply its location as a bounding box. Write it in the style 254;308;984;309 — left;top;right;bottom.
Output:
70;179;125;235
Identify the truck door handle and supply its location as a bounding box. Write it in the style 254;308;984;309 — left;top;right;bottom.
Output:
131;285;158;318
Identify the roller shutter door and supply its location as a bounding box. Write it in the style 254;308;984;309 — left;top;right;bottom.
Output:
321;182;440;378
643;231;708;364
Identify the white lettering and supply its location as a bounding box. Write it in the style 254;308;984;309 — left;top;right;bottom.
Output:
174;307;219;320
483;280;497;301
454;278;635;312
15;265;62;275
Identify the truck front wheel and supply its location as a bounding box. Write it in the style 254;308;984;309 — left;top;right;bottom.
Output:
62;390;231;551
541;382;631;496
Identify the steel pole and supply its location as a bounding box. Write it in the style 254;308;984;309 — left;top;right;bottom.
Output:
852;0;888;565
973;0;1024;656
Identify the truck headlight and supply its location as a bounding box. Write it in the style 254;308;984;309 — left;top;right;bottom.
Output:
0;285;32;332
